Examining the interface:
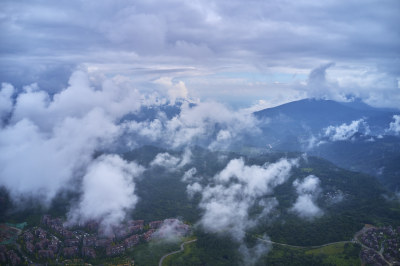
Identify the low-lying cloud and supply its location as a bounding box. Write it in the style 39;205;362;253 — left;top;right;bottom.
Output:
187;157;298;261
67;155;144;233
122;101;260;149
150;148;192;170
304;118;372;149
152;218;190;242
0;70;263;232
387;115;400;135
291;175;322;219
0;71;141;205
324;119;370;141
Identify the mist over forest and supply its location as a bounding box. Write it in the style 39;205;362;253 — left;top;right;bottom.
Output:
1;1;399;265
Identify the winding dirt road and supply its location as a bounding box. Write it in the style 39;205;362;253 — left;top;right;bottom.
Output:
159;226;393;266
158;239;197;266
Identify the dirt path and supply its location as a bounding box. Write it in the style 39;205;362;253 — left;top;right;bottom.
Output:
256;237;352;249
257;225;393;266
158;239;197;266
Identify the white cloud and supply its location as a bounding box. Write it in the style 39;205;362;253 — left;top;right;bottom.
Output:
190;157;297;261
194;157;298;240
122;100;260;149
152;219;189;242
291;175;322;219
324;118;370;141
293;175;320;194
186;182;202;199
12;71;142;131
0;70;149;232
178;148;192;168
292;195;322;218
182;167;198;182
0;109;119;205
150;148;192;170
67;154;144;234
216;129;232;141
387;115;400;135
154;77;189;105
150;153;181;168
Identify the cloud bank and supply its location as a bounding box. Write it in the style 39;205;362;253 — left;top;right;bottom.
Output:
0;71;151;231
0;71;142;205
0;70;263;231
122;100;260;149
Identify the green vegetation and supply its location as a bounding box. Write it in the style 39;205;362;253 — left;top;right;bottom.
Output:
2;146;400;265
129;240;181;266
261;242;361;266
305;242;361;266
163;239;361;266
162;231;240;266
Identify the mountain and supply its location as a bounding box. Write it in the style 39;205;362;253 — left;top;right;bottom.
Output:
309;135;400;191
252;98;400;190
254;98;397;137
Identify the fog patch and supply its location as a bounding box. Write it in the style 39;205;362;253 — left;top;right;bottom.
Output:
122;101;260;149
152;218;190;242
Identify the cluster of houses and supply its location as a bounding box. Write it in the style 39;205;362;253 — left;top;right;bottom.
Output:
12;214;190;263
360;248;389;266
359;226;400;265
0;245;21;265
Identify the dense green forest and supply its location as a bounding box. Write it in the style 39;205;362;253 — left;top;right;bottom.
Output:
2;145;400;265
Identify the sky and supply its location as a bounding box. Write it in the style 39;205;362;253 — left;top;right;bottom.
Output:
1;0;399;108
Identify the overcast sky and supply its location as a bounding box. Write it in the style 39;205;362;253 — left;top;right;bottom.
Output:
1;0;399;108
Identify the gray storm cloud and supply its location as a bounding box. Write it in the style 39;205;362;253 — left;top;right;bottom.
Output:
1;0;399;108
